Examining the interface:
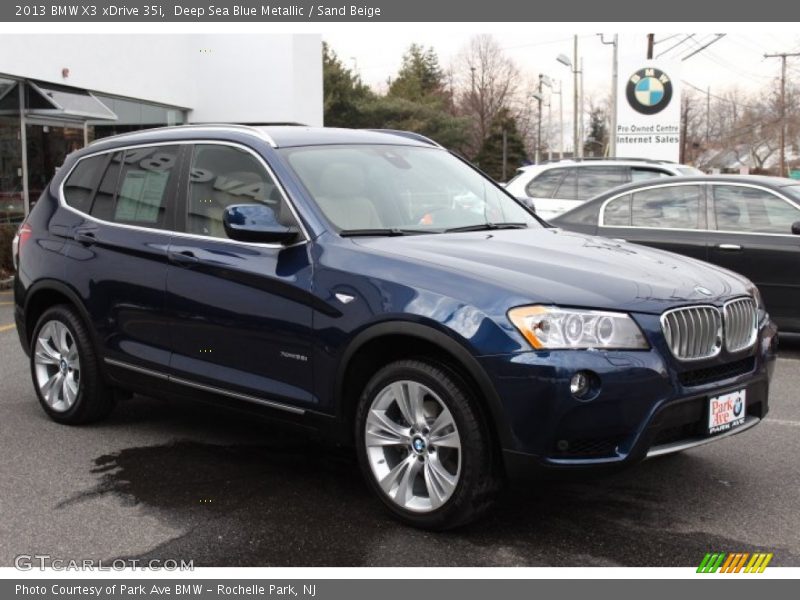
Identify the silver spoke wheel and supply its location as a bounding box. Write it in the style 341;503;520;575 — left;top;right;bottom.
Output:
365;380;461;513
34;320;81;413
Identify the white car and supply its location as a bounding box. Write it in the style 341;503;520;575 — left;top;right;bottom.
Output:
504;158;703;220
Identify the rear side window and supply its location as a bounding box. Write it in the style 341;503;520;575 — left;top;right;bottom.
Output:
602;194;632;226
631;185;703;229
112;146;180;227
187;144;292;239
577;166;628;200
91;152;123;221
525;169;564;198
63;155;106;213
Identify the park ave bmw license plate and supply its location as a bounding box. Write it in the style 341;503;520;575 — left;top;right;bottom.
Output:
708;389;746;435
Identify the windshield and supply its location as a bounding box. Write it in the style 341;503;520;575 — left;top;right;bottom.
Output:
783;185;800;204
280;145;539;234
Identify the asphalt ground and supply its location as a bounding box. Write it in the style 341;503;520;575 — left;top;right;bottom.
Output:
1;291;799;567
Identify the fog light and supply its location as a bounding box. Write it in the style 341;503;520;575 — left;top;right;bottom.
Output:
570;371;589;396
569;370;599;400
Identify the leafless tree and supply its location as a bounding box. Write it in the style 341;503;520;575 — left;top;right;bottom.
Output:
455;35;520;155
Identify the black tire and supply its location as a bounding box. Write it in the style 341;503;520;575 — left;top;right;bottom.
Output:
29;304;115;424
355;359;500;529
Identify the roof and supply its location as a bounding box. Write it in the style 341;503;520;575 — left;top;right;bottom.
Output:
86;124;437;151
515;157;685;171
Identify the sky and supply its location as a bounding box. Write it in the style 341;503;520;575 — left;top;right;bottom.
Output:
323;28;800;152
323;30;800;99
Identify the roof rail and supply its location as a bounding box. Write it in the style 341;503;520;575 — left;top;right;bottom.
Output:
88;123;278;147
537;156;677;165
367;129;443;148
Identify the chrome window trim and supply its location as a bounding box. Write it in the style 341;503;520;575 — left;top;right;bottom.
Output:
58;139;310;249
104;358;305;415
88;124;278;148
659;304;722;362
599;180;800;237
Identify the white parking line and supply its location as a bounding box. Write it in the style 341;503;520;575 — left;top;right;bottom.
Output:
764;418;800;427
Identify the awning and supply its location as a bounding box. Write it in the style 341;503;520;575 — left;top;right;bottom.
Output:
26;81;117;121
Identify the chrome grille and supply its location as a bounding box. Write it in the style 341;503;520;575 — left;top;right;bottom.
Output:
661;306;722;361
724;297;758;352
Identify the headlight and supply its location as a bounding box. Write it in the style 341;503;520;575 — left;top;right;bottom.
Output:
508;306;649;350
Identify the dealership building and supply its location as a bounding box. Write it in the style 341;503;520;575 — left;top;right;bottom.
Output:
0;34;323;221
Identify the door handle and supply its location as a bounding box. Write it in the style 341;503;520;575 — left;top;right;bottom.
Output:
167;249;200;265
716;243;742;251
73;230;97;245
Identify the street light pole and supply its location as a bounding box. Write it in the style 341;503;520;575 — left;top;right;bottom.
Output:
599;34;618;157
557;80;564;160
573;35;579;158
536;74;544;164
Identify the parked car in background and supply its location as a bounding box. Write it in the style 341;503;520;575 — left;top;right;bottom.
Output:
12;126;777;529
504;158;703;219
552;175;800;333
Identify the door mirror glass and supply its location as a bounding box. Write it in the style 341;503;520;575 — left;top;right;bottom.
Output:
792;221;800;235
222;204;299;244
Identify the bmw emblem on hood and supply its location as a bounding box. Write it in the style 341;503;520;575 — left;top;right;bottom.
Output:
695;285;713;297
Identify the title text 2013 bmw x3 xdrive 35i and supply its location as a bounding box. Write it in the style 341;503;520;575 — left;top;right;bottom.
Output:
12;125;777;529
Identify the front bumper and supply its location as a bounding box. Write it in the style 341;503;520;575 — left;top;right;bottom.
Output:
479;318;778;478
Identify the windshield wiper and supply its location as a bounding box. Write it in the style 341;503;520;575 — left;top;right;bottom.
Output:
444;222;529;233
338;228;434;237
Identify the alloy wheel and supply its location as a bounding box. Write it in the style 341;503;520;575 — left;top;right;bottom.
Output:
364;380;462;512
33;320;81;413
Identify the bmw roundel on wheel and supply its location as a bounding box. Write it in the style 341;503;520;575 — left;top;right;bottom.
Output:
11;125;777;529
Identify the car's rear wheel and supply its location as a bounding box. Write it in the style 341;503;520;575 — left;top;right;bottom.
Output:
355;359;498;529
30;305;115;424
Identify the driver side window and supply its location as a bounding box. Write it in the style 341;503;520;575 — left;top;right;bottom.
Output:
187;144;294;239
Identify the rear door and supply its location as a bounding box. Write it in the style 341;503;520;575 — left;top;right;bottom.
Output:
597;182;709;260
164;142;316;411
60;145;183;379
705;183;800;331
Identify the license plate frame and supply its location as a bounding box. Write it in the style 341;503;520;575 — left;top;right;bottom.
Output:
708;389;747;435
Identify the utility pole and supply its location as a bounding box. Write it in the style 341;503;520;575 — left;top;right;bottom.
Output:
647;34;655;59
502;129;508;181
579;57;585;158
764;52;800;177
599;34;618;157
706;86;711;144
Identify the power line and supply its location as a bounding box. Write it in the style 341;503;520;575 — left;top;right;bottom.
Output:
655;34;695;59
681;34;727;61
681;80;763;110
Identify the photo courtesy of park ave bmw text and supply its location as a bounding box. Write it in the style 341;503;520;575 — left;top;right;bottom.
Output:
0;0;799;595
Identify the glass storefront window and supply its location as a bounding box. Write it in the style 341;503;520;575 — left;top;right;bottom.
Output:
0;77;24;223
88;95;186;140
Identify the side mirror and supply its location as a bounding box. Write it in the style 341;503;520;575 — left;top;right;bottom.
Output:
222;204;299;244
517;196;536;213
792;221;800;235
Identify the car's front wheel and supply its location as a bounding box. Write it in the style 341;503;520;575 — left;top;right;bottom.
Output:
355;359;499;529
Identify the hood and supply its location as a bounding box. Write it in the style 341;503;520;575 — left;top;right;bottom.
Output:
352;228;751;315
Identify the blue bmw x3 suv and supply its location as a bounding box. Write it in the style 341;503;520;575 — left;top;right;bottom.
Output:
12;125;777;528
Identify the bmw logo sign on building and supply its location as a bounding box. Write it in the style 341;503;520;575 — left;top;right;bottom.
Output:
615;50;681;162
626;68;673;115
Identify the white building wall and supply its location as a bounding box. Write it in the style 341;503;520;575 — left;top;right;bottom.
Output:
0;34;323;126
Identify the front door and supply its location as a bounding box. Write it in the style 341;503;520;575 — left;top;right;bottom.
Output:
165;142;316;410
705;183;800;331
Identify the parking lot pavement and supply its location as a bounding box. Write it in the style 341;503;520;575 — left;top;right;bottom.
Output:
1;295;799;567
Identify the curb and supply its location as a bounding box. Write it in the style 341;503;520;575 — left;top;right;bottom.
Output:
0;276;13;290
